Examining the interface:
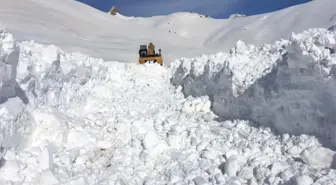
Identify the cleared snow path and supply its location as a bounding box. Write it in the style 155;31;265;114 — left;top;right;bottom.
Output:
1;28;336;185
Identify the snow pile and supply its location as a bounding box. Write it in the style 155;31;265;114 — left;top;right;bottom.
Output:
0;29;175;184
1;27;336;185
170;38;288;96
170;27;336;148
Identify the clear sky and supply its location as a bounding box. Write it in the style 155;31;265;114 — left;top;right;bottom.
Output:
77;0;311;19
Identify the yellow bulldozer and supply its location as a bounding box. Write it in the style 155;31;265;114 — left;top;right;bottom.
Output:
138;42;163;66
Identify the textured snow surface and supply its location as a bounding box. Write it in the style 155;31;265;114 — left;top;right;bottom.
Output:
170;27;336;149
0;28;336;185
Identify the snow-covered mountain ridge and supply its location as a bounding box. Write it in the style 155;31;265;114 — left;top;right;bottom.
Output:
1;0;335;63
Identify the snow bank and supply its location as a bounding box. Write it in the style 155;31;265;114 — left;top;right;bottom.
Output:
0;29;29;161
170;27;336;148
0;27;131;165
14;38;146;152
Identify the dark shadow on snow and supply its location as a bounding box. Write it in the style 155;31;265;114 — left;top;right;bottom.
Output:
0;158;6;169
0;82;29;105
332;154;336;169
0;147;6;169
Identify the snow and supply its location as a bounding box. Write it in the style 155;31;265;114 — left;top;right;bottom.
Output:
0;0;335;63
0;27;334;184
296;175;314;185
39;146;54;171
170;27;336;149
0;0;336;184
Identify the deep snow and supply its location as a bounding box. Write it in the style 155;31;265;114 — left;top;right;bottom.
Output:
0;0;335;63
170;27;336;149
1;26;336;185
0;0;336;184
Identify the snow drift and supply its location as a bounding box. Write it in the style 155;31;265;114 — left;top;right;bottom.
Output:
170;26;336;148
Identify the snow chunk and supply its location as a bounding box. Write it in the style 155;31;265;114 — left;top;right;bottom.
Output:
39;146;54;171
34;170;59;185
201;149;218;160
270;161;289;175
31;111;69;148
193;176;208;185
142;131;159;149
40;45;60;65
182;96;211;113
224;156;240;176
287;146;303;156
67;129;96;148
295;175;313;185
214;173;226;184
64;177;88;185
239;167;254;180
0;158;21;181
96;140;111;149
300;146;336;169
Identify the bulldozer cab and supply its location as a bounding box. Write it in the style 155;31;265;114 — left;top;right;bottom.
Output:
139;45;147;57
138;42;163;66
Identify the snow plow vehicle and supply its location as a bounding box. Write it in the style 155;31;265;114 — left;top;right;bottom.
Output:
138;42;163;66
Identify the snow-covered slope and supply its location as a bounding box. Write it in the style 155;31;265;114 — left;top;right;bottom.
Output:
1;26;336;185
0;0;335;64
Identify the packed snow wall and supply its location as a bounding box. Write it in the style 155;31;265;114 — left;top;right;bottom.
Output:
170;27;336;148
0;28;134;161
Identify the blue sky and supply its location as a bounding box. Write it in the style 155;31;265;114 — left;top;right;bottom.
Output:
78;0;311;19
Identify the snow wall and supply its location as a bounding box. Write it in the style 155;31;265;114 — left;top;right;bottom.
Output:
0;28;132;161
169;27;336;148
